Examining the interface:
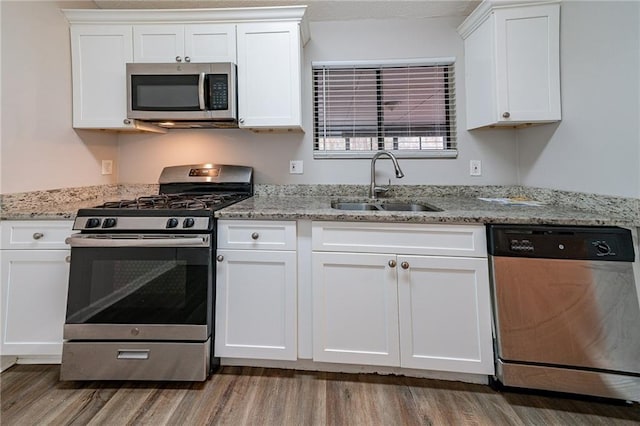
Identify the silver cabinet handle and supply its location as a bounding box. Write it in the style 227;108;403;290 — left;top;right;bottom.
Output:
388;260;396;268
175;56;182;62
251;232;259;240
65;255;71;263
32;232;44;240
185;56;191;62
502;112;511;118
123;118;131;125
216;255;224;262
239;118;245;124
401;261;410;269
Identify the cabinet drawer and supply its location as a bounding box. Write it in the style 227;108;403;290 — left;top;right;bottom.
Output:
312;222;486;257
1;221;73;250
60;340;210;381
217;220;296;250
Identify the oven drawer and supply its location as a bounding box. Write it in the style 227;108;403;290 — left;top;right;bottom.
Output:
60;339;210;381
217;220;296;250
1;221;73;250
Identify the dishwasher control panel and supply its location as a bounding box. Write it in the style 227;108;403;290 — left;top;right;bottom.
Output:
488;225;635;261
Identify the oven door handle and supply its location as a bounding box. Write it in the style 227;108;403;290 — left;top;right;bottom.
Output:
65;234;210;248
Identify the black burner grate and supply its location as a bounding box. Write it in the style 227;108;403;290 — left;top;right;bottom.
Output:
97;192;247;211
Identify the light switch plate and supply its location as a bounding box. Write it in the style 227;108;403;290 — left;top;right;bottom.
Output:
470;160;482;176
102;160;113;175
290;160;303;174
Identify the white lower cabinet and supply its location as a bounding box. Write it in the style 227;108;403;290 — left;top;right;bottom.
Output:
397;255;491;373
312;222;494;375
312;252;400;366
215;220;297;360
0;221;73;357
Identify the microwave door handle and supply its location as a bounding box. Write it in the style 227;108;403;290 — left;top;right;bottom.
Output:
198;73;206;110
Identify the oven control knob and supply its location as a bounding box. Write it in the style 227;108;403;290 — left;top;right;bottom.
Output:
595;241;612;255
183;218;195;228
166;218;179;228
86;218;101;228
102;218;117;228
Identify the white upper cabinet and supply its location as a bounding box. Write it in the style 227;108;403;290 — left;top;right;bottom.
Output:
458;0;561;130
69;25;136;129
236;22;303;131
133;24;236;63
63;7;307;132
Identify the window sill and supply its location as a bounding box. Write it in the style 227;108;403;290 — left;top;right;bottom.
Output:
313;150;458;159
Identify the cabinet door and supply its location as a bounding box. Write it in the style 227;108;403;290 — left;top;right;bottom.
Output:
215;249;297;360
1;250;70;356
184;24;236;63
312;252;400;366
236;22;302;130
494;4;561;124
397;255;494;374
70;25;134;129
133;24;184;63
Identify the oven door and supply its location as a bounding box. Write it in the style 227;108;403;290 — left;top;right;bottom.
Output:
64;234;212;342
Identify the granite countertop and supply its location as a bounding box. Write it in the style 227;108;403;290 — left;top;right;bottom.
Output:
215;195;637;227
1;184;637;227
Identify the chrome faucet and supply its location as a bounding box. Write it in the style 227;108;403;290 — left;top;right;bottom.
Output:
370;151;405;199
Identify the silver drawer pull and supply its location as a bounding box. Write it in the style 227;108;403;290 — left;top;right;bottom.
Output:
388;260;396;268
65;256;71;263
117;349;149;360
401;261;410;269
33;232;44;240
217;255;224;262
251;232;260;240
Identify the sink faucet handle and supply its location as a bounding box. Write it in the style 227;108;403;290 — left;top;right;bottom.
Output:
374;180;391;196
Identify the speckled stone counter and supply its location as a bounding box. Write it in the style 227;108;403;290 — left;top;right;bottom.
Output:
0;184;158;220
1;184;638;227
216;185;640;227
215;195;637;227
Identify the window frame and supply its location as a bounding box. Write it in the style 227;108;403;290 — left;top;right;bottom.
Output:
312;58;458;160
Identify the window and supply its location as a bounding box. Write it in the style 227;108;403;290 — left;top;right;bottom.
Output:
313;59;457;158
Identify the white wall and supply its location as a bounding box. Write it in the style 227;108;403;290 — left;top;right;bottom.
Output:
2;1;637;197
0;1;119;194
517;1;640;198
116;17;519;186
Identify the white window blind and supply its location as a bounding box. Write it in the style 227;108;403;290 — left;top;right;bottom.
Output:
313;59;457;158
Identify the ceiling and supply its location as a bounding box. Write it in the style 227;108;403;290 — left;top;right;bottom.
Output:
91;0;481;21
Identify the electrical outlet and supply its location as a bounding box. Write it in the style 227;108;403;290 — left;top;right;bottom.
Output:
101;160;113;175
470;160;482;176
289;160;303;174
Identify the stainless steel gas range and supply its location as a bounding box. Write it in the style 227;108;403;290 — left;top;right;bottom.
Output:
60;164;253;381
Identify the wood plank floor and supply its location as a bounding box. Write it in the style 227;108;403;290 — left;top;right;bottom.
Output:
2;365;640;425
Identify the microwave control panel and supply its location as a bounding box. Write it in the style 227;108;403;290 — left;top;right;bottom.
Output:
208;74;229;110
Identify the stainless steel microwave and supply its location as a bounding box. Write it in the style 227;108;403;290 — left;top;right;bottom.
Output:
126;62;237;128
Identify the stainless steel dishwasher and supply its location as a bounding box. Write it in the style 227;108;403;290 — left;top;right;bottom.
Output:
487;224;640;402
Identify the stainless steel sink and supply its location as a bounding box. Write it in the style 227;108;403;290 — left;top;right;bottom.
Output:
331;201;442;212
331;202;379;211
379;202;440;212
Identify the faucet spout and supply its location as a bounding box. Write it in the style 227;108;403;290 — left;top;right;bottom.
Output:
370;151;405;199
